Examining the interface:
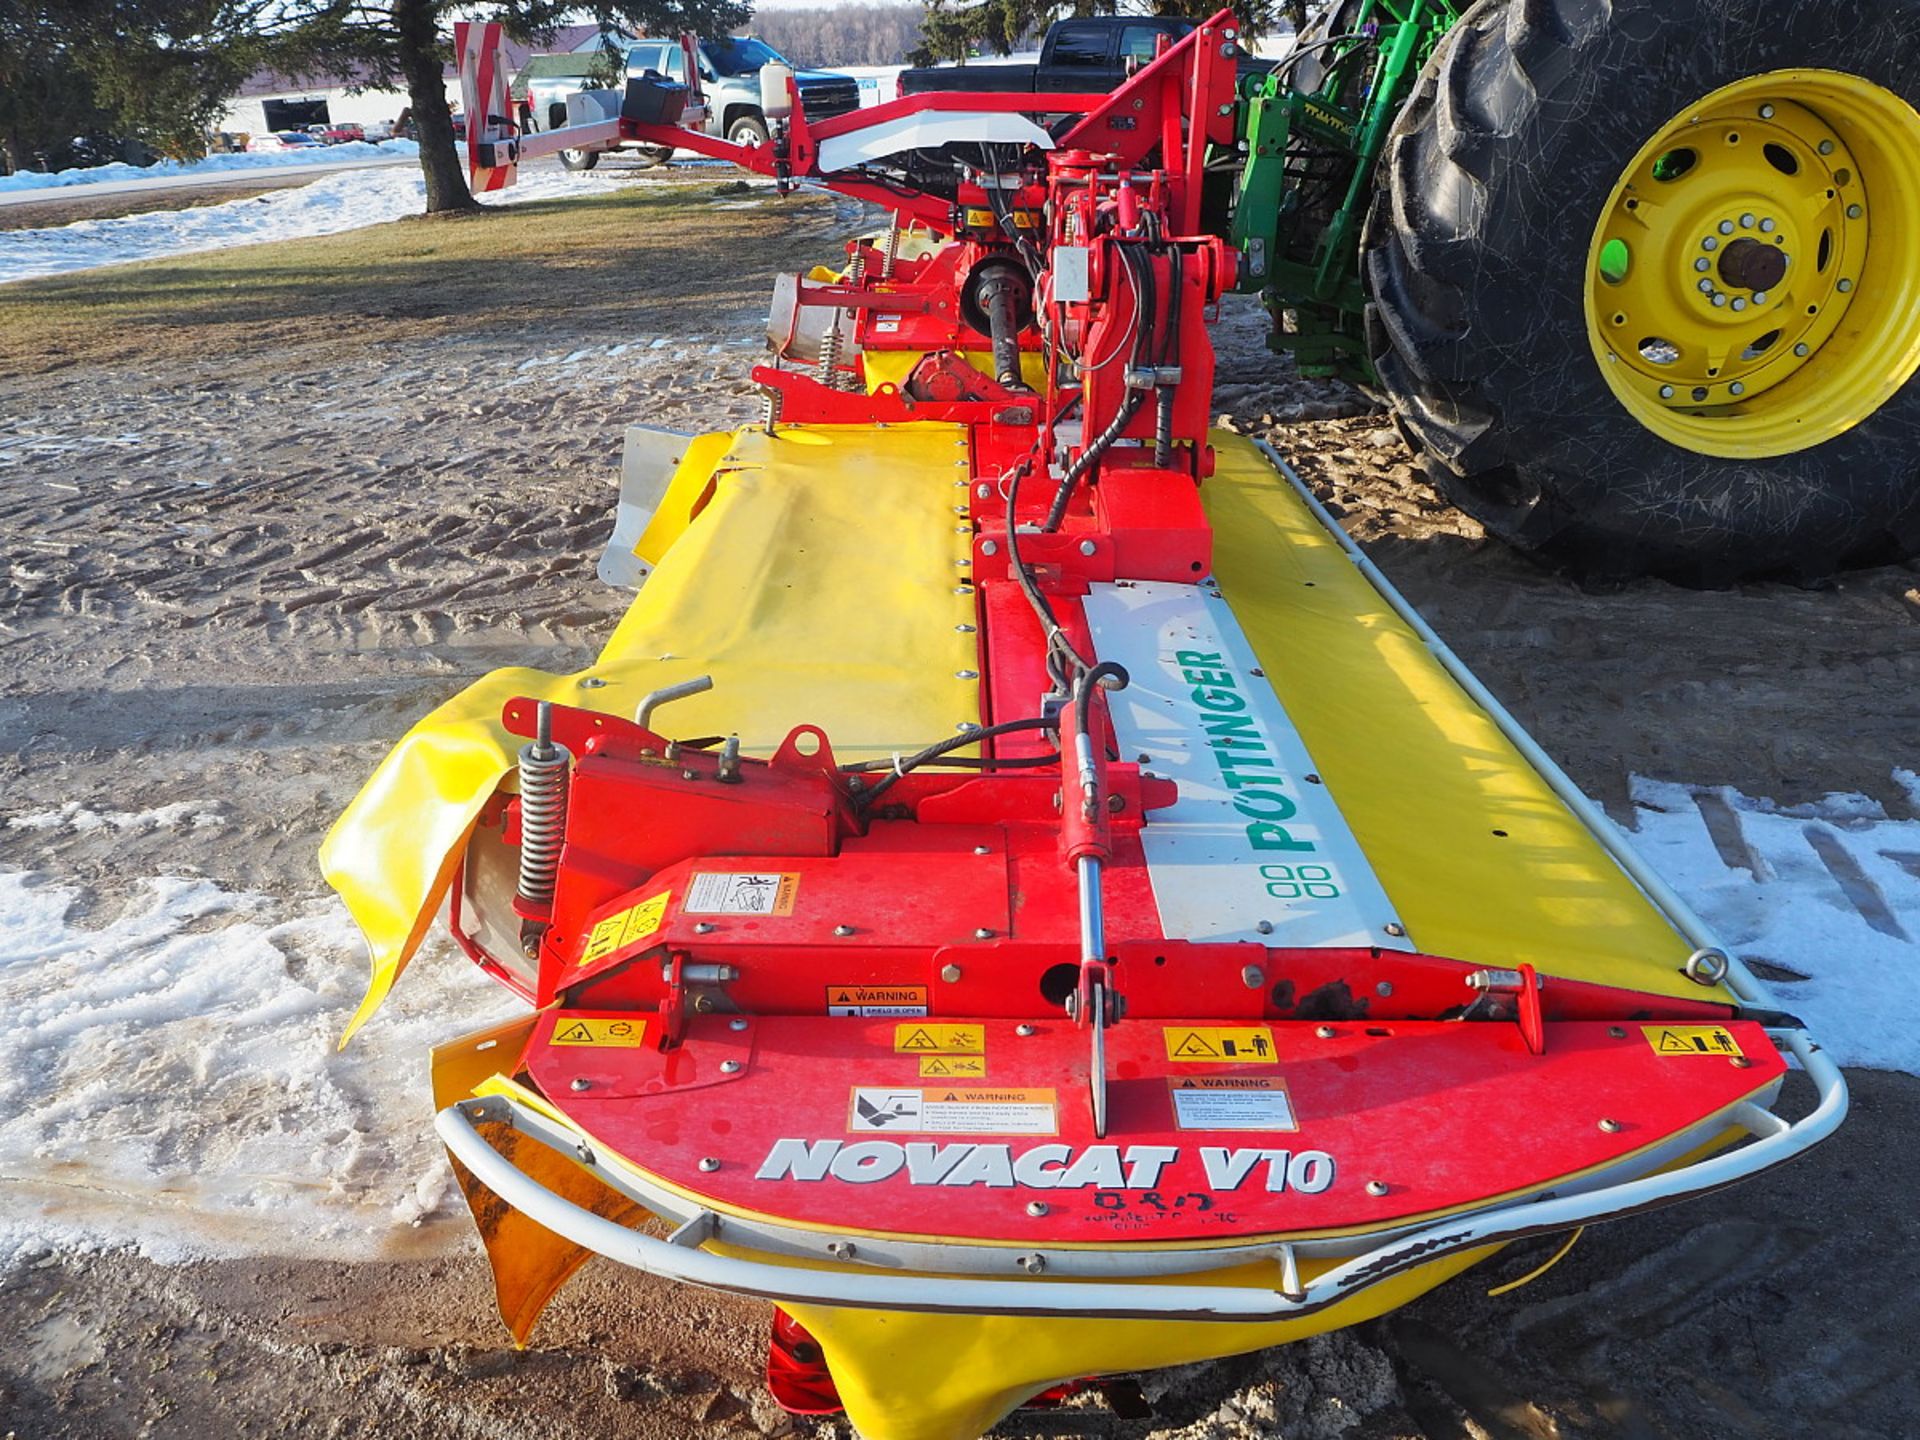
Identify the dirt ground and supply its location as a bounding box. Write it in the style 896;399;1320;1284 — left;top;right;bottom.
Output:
1;180;1914;1440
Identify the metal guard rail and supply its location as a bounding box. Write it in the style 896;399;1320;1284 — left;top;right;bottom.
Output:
435;1027;1843;1323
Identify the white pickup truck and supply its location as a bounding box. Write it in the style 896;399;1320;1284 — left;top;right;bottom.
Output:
517;35;862;170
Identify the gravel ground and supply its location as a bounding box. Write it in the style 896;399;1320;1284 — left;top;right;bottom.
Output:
1;187;1913;1439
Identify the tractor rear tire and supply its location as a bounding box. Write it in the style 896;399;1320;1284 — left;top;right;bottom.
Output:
1362;0;1920;582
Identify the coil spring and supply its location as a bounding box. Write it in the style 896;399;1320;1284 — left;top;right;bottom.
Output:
515;737;571;906
818;312;845;389
881;217;899;279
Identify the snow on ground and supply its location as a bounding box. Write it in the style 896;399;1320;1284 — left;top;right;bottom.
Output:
0;774;1911;1266
0;162;624;285
1627;774;1920;1073
0;867;517;1266
0;140;419;194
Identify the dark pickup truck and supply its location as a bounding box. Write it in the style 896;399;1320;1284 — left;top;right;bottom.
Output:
897;16;1266;97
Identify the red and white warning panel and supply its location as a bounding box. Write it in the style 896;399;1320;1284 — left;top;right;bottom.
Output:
523;1012;1784;1244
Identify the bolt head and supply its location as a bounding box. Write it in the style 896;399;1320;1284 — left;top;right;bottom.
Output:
941;963;963;983
1712;293;1728;307
1384;922;1406;937
1242;964;1265;989
1702;236;1718;251
698;1156;721;1172
973;844;991;855
1078;539;1097;557
1729;382;1745;396
1720;220;1736;235
1659;384;1676;399
1015;1023;1036;1036
1027;1200;1049;1216
694;921;716;934
979;539;998;557
833;924;854;937
1365;1180;1389;1197
1838;278;1854;292
1819;139;1835;155
578;676;607;689
1753;290;1769;304
956;669;978;680
1376;980;1395;997
1740;212;1755;228
1759;217;1776;233
1759;102;1775;118
1847;203;1863;219
974;927;994;940
1599;1117;1623;1133
1255;919;1274;935
1695;257;1711;272
729;1018;750;1031
1315;1025;1336;1039
570;1077;591;1092
719;1059;742;1074
1019;1254;1046;1274
1698;278;1715;293
1794;342;1810;356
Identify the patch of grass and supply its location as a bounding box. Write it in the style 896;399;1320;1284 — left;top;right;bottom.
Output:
0;180;841;378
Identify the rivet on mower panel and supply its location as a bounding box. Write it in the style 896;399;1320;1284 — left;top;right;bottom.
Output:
958;669;979;679
578;676;607;689
1731;1056;1753;1068
571;1077;591;1092
1598;1118;1623;1133
1383;922;1406;937
834;924;855;937
719;1060;742;1074
974;927;994;939
1027;1201;1049;1217
1016;1024;1036;1036
1315;1025;1336;1039
1365;1181;1389;1197
695;922;716;934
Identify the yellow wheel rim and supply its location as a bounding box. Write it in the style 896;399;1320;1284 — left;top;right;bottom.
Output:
1585;70;1920;458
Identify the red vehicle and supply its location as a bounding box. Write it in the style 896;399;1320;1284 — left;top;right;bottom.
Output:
312;121;367;145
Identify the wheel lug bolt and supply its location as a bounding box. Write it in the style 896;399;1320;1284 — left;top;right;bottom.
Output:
1846;203;1863;219
1702;236;1719;251
1659;384;1675;399
1719;220;1735;235
1730;382;1745;396
1819;139;1835;155
1753;291;1768;305
1697;278;1714;293
1740;213;1755;228
1732;297;1748;311
1695;258;1711;272
1712;294;1727;307
1794;342;1810;356
1759;217;1776;233
1759;103;1775;119
1838;278;1854;292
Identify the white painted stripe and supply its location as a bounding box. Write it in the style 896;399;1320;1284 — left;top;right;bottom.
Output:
1084;580;1414;952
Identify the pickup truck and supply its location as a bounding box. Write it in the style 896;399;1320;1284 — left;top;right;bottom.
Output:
517;36;861;170
897;16;1267;98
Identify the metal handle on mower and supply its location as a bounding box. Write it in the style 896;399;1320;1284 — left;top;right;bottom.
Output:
434;1028;1843;1323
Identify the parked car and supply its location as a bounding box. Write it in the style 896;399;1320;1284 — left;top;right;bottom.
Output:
517;35;861;171
245;131;326;152
308;121;367;145
896;16;1265;99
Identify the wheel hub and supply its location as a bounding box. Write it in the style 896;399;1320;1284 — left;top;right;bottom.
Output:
1584;70;1920;457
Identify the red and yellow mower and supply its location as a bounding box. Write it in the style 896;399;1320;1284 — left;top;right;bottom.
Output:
324;19;1845;1439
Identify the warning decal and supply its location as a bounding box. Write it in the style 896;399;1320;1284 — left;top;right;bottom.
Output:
848;1087;1056;1135
685;871;798;916
826;985;929;1018
894;1023;984;1055
1168;1076;1296;1131
550;1017;649;1048
918;1055;986;1079
1163;1026;1276;1063
1644;1024;1744;1058
579;892;670;966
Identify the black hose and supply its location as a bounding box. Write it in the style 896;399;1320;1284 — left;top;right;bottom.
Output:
851;715;1058;808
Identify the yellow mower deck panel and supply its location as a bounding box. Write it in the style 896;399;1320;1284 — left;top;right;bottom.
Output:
321;422;981;1039
1204;436;1726;1005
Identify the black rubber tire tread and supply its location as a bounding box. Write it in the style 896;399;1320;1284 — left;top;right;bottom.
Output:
1361;0;1920;583
559;147;599;172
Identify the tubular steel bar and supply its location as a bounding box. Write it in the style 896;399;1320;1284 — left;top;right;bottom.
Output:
436;1028;1842;1321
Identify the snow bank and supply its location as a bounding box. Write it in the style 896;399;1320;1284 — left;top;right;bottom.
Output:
1627;774;1920;1073
0;162;624;285
0;870;517;1266
0;140;419;194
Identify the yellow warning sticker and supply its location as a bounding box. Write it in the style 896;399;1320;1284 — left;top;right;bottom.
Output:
579;891;671;966
551;1017;649;1048
1163;1026;1276;1063
894;1023;985;1055
1644;1024;1744;1058
918;1055;987;1079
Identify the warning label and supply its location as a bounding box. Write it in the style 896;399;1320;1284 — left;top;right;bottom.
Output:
826;985;928;1018
685;871;798;916
551;1017;649;1048
894;1023;984;1055
1644;1024;1744;1058
580;892;670;966
848;1087;1056;1135
1163;1026;1276;1063
1169;1076;1296;1131
918;1055;986;1079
